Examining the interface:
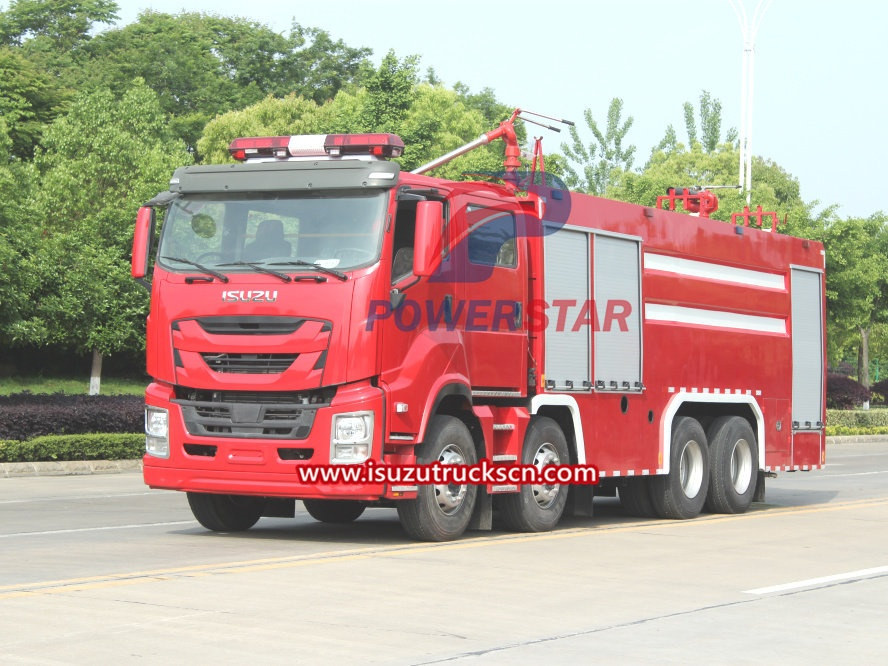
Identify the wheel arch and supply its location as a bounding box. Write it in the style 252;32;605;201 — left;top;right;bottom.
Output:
530;394;586;465
661;392;765;474
424;383;486;458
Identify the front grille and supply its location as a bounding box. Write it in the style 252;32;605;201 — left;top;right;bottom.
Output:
174;387;334;440
194;317;312;336
201;353;297;374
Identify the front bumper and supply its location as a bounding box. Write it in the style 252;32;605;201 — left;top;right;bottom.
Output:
143;380;386;500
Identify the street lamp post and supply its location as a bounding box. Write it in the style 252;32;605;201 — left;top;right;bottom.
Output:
730;0;772;205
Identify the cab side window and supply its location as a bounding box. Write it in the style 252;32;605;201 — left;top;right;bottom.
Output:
391;202;416;282
467;206;516;268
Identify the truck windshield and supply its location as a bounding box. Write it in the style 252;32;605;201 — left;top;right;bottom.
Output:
157;190;388;273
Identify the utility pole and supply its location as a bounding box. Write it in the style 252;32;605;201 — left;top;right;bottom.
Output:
730;0;771;205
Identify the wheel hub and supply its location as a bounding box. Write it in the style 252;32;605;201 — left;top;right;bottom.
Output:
730;438;754;494
435;444;467;515
531;442;562;509
678;439;704;498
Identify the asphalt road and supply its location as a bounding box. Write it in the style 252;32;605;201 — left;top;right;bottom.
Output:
1;441;887;664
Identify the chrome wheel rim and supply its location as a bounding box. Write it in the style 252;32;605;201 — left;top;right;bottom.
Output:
435;444;467;515
531;442;561;509
678;439;704;498
730;437;754;494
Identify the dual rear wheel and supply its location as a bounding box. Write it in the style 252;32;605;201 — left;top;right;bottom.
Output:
619;415;758;519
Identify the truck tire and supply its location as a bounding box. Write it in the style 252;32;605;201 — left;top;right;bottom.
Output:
619;477;657;517
649;417;710;519
499;417;570;532
705;416;758;514
397;415;478;541
303;499;366;523
187;492;265;532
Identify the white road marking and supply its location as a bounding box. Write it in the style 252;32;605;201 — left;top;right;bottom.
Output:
0;521;194;538
785;470;888;480
744;566;888;595
0;492;155;505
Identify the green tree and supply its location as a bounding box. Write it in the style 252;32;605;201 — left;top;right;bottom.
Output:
80;12;371;152
395;85;505;179
0;46;70;158
21;79;191;392
280;24;373;104
0;0;118;50
657;90;738;157
453;82;514;129
360;50;419;133
822;214;888;386
0;116;36;339
561;97;635;195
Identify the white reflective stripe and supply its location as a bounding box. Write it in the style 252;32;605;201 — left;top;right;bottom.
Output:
287;134;327;156
646;304;786;334
644;253;785;289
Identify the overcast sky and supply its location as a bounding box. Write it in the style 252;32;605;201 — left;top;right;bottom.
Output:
51;1;888;217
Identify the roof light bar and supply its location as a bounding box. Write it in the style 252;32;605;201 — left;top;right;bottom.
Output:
324;133;404;158
228;136;291;161
228;133;405;161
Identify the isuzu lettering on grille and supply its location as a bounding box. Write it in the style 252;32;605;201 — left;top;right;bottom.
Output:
221;290;278;303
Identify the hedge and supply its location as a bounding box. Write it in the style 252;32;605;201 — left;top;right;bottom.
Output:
826;408;888;428
0;393;142;440
0;433;144;463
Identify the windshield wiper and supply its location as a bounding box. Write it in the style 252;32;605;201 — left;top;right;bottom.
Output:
161;256;229;283
269;259;348;281
218;261;292;283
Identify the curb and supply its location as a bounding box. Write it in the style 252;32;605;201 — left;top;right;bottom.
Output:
0;459;143;478
826;435;888;445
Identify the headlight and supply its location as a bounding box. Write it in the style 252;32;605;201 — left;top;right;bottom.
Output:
145;406;170;459
331;411;373;464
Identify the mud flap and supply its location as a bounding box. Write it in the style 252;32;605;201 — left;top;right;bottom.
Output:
567;484;595;518
753;471;767;503
468;487;493;530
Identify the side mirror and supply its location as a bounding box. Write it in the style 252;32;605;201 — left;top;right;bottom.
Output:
131;206;154;279
413;200;443;278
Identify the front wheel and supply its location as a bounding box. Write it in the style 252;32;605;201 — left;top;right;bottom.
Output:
499;417;570;532
649;417;710;519
397;415;478;541
187;492;265;532
303;499;366;523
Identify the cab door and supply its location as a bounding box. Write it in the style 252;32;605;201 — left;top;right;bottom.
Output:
453;194;527;394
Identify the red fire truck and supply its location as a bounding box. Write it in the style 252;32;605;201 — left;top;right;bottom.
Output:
132;110;826;541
